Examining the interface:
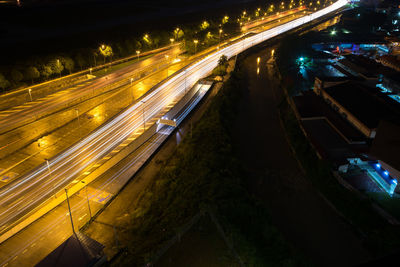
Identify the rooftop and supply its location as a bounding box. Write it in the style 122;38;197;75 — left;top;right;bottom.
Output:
324;82;400;129
339;54;395;79
370;120;400;173
301;118;355;163
294;91;366;143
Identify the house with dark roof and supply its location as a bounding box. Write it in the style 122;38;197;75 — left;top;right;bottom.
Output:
369;120;400;184
314;81;400;138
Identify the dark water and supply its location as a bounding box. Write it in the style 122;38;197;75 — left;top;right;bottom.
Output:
233;42;370;266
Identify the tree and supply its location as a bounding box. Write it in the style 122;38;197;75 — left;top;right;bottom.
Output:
40;65;53;80
49;59;64;77
222;15;229;24
11;69;23;84
62;57;75;74
123;40;134;55
152;36;160;48
200;20;210;31
0;73;10;91
218;55;228;66
75;53;86;70
92;49;98;66
25;66;40;84
134;40;142;51
99;45;113;64
174;28;184;40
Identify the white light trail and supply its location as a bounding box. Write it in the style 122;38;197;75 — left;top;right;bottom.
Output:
0;0;348;240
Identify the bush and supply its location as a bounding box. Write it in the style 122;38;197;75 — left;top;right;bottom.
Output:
112;59;303;266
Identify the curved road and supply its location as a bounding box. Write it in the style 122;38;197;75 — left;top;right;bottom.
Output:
0;0;348;243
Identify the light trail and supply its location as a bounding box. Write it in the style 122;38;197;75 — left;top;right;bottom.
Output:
0;0;348;243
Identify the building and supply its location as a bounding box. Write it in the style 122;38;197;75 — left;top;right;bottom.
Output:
336;54;394;80
377;54;400;72
293;90;368;171
385;36;400;55
381;73;400;93
369;120;400;183
314;81;400;138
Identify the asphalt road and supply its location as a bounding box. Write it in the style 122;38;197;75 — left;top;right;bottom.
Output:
0;47;181;134
0;1;348;265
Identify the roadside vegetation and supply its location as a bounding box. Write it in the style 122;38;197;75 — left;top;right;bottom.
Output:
0;0;333;93
212;55;229;76
112;58;306;266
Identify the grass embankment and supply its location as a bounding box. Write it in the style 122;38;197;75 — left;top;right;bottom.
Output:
113;60;305;266
279;98;400;256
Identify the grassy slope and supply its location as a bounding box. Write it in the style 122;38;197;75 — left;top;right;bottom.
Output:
113;59;306;266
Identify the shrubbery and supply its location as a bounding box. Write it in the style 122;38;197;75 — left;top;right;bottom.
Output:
113;59;303;266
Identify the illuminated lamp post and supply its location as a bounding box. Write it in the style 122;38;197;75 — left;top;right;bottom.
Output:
193;40;198;54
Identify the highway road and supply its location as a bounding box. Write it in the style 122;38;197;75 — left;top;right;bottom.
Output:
0;46;181;134
0;0;348;260
0;5;306;185
0;5;307;192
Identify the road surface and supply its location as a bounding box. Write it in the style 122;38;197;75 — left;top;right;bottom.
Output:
0;0;349;265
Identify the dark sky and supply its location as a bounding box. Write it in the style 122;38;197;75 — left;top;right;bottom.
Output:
0;0;266;63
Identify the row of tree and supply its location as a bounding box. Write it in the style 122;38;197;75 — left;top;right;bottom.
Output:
0;0;325;92
0;17;238;92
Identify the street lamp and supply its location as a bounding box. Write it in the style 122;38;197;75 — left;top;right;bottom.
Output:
175;27;180;40
89;67;92;75
218;29;223;48
165;55;170;77
56;59;61;78
99;44;106;66
184;69;187;93
46;159;57;199
136;50;140;61
28;88;33;102
140;100;146;132
65;189;76;234
193;40;198;54
75;108;82;138
81;181;92;219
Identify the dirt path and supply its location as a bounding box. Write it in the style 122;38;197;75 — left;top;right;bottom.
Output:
233;47;370;266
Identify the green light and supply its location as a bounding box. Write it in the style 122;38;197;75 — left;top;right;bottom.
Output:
330;29;336;35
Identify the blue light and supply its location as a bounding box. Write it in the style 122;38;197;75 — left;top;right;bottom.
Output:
299;57;304;61
376;163;381;168
384;170;389;176
392;179;398;185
